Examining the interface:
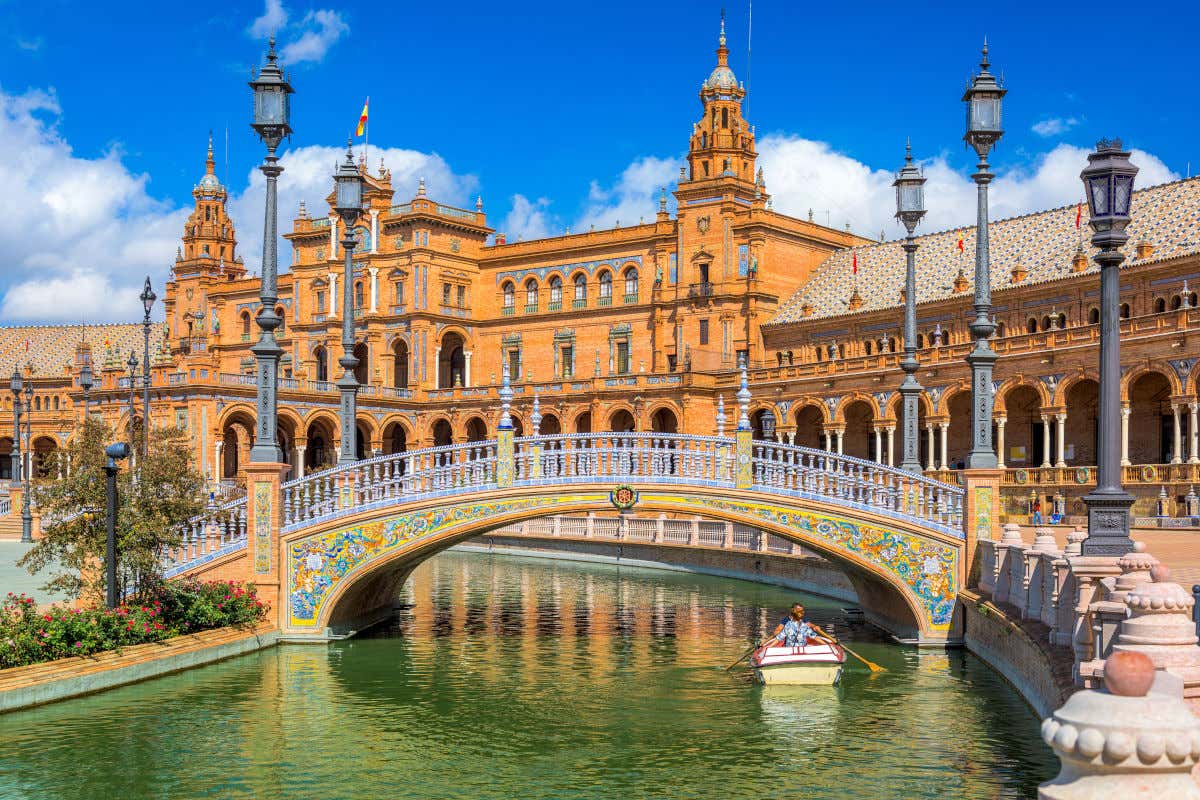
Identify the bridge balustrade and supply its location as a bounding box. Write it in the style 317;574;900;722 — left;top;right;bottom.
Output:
162;497;248;577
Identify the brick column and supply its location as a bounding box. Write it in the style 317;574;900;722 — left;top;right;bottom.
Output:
244;461;290;630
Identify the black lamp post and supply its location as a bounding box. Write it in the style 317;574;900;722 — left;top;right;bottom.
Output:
21;376;32;543
126;351;137;448
248;37;293;464
334;141;363;465
8;368;20;486
103;441;131;608
79;358;93;423
1080;139;1138;556
962;42;1006;470
893;141;927;474
139;277;156;456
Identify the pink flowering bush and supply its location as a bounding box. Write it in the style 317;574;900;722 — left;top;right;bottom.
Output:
0;580;267;669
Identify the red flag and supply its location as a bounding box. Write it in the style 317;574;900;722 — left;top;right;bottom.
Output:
1075;202;1082;229
956;230;965;253
852;251;858;275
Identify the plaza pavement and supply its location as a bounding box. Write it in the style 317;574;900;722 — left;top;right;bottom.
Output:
0;541;68;605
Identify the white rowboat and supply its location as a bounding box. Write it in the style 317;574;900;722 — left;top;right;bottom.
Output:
750;643;846;685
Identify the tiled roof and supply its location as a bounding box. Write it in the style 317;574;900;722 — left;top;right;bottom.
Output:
770;177;1200;324
0;323;150;377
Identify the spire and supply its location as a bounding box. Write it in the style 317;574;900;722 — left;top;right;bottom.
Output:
498;361;513;431
476;195;483;212
736;361;751;432
719;11;727;50
981;36;990;71
417;177;426;197
206;131;215;175
659;186;667;213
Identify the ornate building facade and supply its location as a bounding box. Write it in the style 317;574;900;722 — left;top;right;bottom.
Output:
2;26;1199;533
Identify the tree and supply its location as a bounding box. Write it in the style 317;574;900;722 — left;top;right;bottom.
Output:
20;418;207;603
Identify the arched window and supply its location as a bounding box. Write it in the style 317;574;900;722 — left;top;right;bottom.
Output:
995;321;1006;338
916;333;925;349
623;267;638;300
1057;312;1067;329
1171;295;1183;311
354;281;365;309
887;337;897;353
1041;316;1052;332
864;340;873;356
314;346;329;383
275;306;286;333
721;107;728;128
549;276;563;307
1154;297;1167;313
1120;303;1131;319
1088;307;1100;324
573;273;587;306
241;312;251;337
1027;317;1038;334
524;278;539;310
701;132;707;148
53;396;60;411
392;340;409;388
599;271;612;302
502;281;515;312
814;345;823;362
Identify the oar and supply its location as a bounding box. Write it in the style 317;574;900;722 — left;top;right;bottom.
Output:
809;622;886;673
725;636;777;671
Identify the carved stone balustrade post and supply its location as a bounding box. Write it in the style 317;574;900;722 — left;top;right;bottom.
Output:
1039;650;1200;799
994;522;1025;604
1053;528;1088;646
1068;551;1124;686
1111;565;1200;704
1027;527;1061;621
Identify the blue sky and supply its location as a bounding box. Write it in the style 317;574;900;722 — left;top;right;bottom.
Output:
0;0;1192;323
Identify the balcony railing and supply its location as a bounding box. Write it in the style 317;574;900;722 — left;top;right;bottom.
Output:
524;303;539;314
572;298;586;309
502;306;515;316
623;293;638;305
548;300;562;312
598;295;612;307
687;282;714;299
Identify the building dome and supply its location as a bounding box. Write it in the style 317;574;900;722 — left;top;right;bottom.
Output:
197;171;222;192
705;64;738;92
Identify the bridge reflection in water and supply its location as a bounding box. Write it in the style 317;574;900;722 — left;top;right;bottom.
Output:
0;551;1056;799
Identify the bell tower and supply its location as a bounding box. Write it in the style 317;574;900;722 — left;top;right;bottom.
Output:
685;15;757;193
176;134;244;280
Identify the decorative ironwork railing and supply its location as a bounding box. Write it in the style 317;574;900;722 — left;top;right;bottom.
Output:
161;433;964;577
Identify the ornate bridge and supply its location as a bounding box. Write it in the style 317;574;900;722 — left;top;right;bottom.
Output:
163;421;978;644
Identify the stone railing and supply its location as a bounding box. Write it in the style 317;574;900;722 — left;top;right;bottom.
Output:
976;523;1200;702
276;432;964;536
161;497;249;578
491;513;811;556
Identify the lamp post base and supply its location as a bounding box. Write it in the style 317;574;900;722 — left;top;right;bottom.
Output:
1080;489;1136;556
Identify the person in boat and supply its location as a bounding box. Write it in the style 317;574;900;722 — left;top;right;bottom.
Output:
771;604;818;648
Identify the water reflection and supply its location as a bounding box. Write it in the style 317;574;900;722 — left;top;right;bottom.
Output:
0;550;1055;800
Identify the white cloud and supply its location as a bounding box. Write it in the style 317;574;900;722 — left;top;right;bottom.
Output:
501;195;555;242
248;0;289;39
279;9;349;65
1032;117;1080;137
757;134;1178;241
574;156;677;231
0;87;187;323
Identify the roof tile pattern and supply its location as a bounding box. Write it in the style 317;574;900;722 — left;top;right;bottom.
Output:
771;177;1200;323
0;324;147;376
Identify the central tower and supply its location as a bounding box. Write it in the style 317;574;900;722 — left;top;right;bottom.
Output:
684;16;757;194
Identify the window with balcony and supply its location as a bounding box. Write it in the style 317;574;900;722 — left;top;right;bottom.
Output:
573;274;587;308
502;281;515;315
549;276;563;310
623;267;638;303
598;271;612;306
524;279;539;313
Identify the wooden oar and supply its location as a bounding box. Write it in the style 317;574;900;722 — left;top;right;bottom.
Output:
725;636;776;671
809;622;886;673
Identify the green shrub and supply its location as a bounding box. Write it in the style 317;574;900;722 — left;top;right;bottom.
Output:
0;579;267;670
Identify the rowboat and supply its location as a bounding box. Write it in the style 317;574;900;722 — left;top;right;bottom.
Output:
750;642;846;685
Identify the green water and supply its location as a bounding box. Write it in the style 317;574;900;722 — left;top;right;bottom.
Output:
0;551;1056;799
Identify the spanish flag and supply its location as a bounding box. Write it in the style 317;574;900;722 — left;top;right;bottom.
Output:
956;230;965;253
355;97;369;137
1075;202;1082;229
852;250;858;276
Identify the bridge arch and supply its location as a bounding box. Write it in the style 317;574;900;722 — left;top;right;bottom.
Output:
284;484;956;643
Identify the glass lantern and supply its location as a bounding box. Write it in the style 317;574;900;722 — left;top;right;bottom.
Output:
334;145;363;221
892;144;926;232
249;39;293;143
1080;139;1138;235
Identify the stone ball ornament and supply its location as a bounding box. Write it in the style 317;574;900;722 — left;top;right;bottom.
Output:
1038;650;1200;798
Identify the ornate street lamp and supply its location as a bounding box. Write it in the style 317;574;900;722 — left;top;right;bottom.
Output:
9;368;21;486
334;141;363;465
1080;140;1138;556
248;37;293;464
126;351;138;447
103;442;131;609
139;276;156;456
21;376;32;543
893;141;927;474
78;358;93;423
962;41;1006;469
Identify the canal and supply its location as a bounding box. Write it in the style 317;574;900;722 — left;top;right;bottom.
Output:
0;550;1056;799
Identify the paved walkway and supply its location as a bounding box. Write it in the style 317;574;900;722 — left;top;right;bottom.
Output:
0;542;68;605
